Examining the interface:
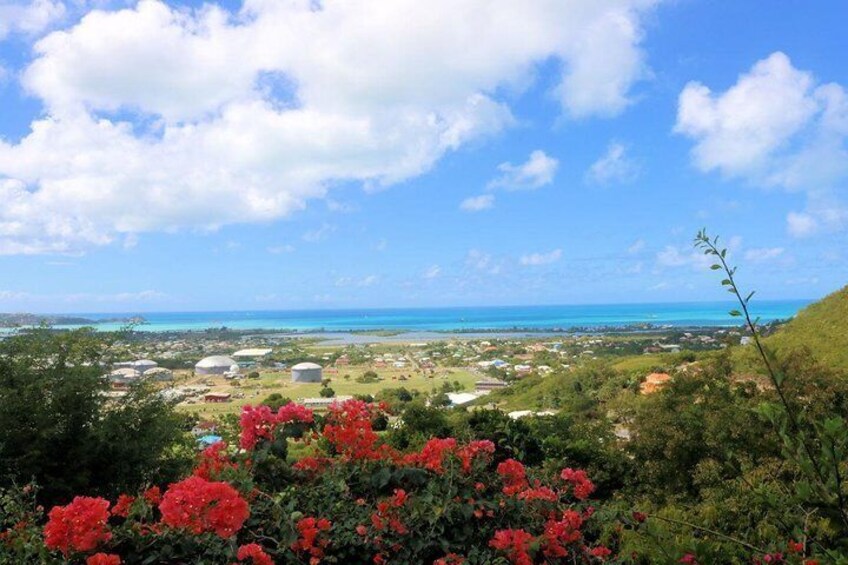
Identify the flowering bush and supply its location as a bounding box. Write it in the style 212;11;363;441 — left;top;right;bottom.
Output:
43;496;112;555
0;398;832;564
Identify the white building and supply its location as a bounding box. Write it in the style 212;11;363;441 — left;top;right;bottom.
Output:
232;348;273;359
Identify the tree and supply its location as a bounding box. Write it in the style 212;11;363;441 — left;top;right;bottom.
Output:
261;393;292;410
319;386;335;398
0;329;193;507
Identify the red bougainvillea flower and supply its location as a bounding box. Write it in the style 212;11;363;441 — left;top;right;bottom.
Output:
239;405;278;450
142;486;161;506
111;494;135;518
239;403;314;450
517;484;558;502
679;554;699;564
590;545;613;559
194;442;238;480
86;554;121;565
159;476;249;538
497;459;528;496
43;496;112;555
560;468;595;500
787;541;804;553
408;438;457;473
277;402;315;425
490;529;534;565
434;553;465;565
290;516;332;562
632;511;647;523
322;399;395;461
370;489;410;534
457;440;495;473
236;543;273;565
292;456;331;474
541;510;584;557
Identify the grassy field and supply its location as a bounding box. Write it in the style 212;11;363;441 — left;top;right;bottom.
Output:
176;365;480;417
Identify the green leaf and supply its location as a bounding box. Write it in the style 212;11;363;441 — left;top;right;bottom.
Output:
745;290;756;303
710;264;722;270
729;310;742;317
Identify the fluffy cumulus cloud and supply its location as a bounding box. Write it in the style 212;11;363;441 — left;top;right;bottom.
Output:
675;52;848;237
488;150;559;191
519;249;562;266
0;0;65;40
0;0;659;254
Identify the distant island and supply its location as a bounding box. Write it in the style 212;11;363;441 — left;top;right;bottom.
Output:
0;313;147;328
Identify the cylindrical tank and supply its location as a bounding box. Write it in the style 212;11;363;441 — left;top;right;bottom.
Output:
291;362;323;383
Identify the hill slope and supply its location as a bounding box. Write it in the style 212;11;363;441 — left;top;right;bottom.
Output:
766;285;848;369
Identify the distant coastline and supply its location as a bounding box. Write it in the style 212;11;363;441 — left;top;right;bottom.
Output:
0;299;810;334
0;313;146;328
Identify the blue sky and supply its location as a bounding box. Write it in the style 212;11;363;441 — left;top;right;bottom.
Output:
0;0;846;313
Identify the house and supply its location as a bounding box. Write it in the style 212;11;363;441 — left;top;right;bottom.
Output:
298;395;354;410
475;379;508;392
203;392;232;403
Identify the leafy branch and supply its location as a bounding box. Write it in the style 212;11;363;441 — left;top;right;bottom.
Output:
694;229;848;531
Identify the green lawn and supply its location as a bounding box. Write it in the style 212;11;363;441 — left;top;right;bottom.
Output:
177;365;479;417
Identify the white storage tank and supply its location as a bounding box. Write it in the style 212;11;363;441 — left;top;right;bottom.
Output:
291;362;323;383
196;355;239;375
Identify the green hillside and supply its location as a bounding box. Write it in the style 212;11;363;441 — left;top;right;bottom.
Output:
766;285;848;369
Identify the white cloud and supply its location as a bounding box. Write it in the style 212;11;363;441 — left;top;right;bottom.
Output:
743;247;784;263
459;194;494;212
302;223;336;243
0;0;65;40
519;248;562;266
786;211;818;237
0;289;30;300
488;150;559;191
266;243;295;254
676;52;848;237
326;199;358;213
465;249;502;275
423;264;441;279
657;236;742;270
0;0;659;254
656;245;712;270
335;274;378;288
586;141;638;184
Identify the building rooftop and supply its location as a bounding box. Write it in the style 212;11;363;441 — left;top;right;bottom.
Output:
232;348;273;358
196;355;237;368
292;362;322;370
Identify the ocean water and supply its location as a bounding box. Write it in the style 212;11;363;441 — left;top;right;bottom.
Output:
43;300;812;333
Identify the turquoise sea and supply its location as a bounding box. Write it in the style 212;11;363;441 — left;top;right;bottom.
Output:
41;300;812;333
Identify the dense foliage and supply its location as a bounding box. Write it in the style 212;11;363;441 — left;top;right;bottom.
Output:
0;329;193;508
